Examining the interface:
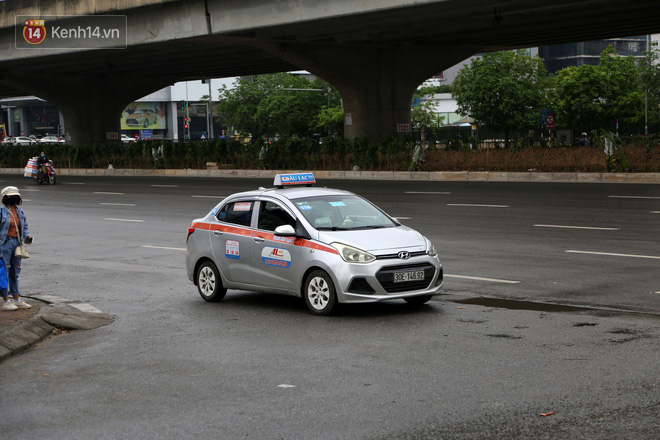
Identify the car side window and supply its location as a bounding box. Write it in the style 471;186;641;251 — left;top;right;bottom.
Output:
257;201;296;231
216;201;254;227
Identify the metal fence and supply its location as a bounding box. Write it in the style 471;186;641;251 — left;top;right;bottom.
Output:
411;122;660;149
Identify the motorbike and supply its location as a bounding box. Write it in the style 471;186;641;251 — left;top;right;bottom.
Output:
36;160;56;185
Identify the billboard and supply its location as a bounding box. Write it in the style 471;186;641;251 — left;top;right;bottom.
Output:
121;102;167;130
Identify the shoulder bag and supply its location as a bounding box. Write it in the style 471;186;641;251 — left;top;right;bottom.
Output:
8;210;29;259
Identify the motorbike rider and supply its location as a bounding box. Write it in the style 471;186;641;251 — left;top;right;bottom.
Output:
36;151;50;178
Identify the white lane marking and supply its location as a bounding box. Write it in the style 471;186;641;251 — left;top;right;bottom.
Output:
192;195;225;199
394;216;411;220
534;224;620;231
63;182;85;185
566;250;660;260
445;274;521;284
447;203;509;208
405;191;451;195
651;211;660;214
151;184;178;188
104;218;145;223
94;191;125;195
19;188;40;192
608;195;660;200
142;245;186;251
101;203;136;206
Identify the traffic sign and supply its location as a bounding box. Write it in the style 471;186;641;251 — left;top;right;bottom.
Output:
545;114;555;128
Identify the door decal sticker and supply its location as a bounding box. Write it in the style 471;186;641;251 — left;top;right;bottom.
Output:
225;240;240;259
262;247;291;268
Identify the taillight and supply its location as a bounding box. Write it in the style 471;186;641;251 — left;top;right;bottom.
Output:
186;227;195;243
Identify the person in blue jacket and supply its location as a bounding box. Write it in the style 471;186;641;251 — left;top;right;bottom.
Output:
1;186;33;311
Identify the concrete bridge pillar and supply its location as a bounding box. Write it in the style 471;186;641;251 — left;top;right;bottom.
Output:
0;74;169;145
258;42;476;141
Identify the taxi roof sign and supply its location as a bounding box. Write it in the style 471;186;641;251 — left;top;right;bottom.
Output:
274;173;316;188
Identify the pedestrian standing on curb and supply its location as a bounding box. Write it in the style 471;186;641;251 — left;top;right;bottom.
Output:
1;186;33;311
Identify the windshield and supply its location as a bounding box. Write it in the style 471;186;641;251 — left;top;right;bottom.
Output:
291;194;397;230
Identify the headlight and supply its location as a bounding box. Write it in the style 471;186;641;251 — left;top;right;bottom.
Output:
331;243;376;263
426;238;437;257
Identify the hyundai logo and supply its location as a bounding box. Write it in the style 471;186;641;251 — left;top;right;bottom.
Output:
397;251;411;260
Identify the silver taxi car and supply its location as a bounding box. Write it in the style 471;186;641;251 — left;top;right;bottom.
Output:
186;173;443;315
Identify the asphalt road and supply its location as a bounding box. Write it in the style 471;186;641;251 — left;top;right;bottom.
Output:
0;174;658;439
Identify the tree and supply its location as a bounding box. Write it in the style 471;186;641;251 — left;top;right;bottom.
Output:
313;106;344;136
554;46;644;130
639;46;660;124
216;73;341;139
411;85;445;130
452;50;550;139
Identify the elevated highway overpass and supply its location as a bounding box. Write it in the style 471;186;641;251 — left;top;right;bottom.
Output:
1;0;659;144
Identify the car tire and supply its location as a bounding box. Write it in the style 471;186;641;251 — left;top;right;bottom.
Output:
303;270;337;316
404;294;433;305
196;261;227;302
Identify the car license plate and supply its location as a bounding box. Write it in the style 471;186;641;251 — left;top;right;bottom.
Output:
393;270;425;283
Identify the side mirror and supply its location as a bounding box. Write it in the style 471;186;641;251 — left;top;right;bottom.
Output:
274;224;296;236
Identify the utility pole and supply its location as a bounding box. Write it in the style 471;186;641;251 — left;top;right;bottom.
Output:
645;35;650;136
207;79;214;139
185;82;190;140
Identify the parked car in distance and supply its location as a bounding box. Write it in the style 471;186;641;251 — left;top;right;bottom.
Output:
0;137;15;146
121;134;136;144
13;136;37;146
39;136;64;145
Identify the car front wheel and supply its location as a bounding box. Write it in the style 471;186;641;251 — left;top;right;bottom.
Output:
303;270;337;315
197;261;227;302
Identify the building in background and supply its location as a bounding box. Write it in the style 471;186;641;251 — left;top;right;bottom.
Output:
538;36;652;74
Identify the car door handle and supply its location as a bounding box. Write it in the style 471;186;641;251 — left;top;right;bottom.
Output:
213;231;223;237
253;236;265;243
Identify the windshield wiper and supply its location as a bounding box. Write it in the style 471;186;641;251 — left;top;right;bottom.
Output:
316;226;351;231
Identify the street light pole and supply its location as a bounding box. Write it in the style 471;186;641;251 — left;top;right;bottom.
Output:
645;35;650;136
207;79;214;139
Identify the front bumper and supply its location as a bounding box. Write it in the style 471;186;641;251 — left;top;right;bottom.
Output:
330;255;444;304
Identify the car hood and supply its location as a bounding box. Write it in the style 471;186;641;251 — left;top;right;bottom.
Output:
316;225;427;254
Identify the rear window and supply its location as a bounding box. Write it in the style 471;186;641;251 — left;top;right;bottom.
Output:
216;201;254;227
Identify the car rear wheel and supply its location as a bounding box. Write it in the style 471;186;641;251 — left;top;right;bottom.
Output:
303;270;337;315
404;294;433;305
197;261;226;302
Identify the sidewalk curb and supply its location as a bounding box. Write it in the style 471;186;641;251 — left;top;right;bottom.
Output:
0;301;54;363
2;168;659;183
